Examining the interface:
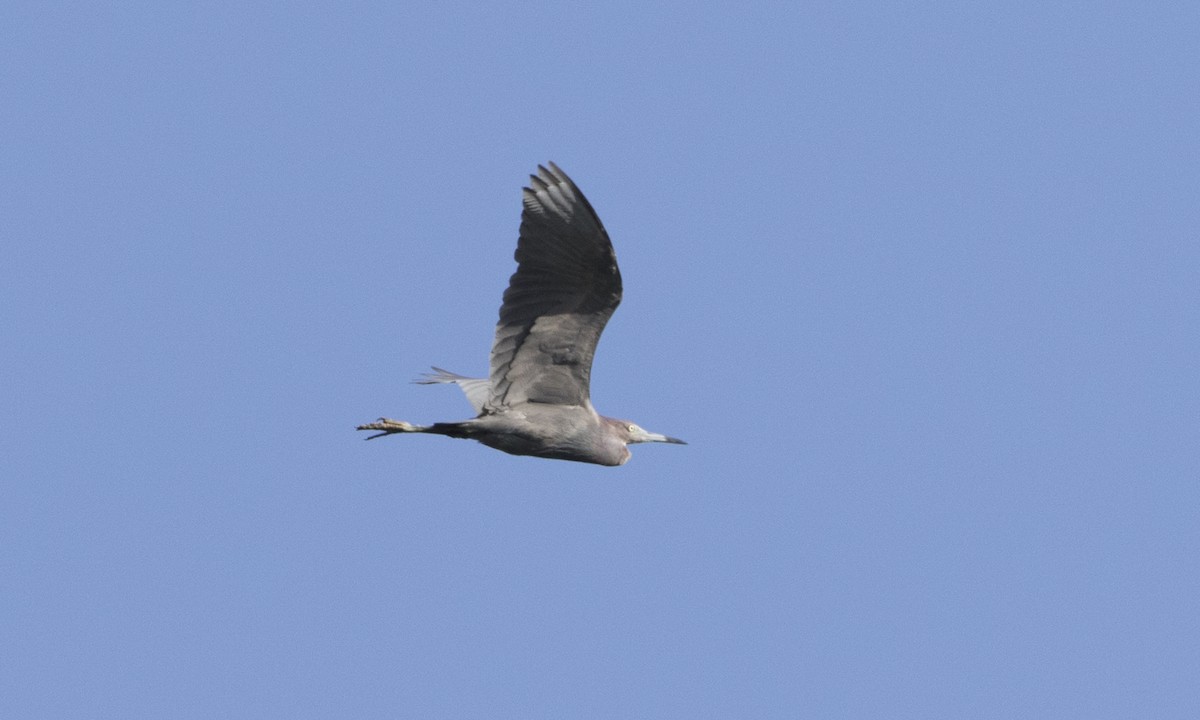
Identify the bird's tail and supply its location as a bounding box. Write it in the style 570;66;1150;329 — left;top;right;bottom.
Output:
414;367;491;414
414;367;473;384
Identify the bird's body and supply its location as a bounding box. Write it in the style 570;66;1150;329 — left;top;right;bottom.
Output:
358;163;684;466
431;407;632;467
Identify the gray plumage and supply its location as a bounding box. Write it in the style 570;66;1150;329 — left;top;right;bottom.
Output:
358;163;685;466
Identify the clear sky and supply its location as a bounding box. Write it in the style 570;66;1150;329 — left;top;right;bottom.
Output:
3;2;1197;718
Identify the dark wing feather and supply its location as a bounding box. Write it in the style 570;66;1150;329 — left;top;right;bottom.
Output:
487;163;622;410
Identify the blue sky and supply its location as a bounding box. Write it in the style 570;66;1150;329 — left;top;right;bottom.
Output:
3;2;1197;717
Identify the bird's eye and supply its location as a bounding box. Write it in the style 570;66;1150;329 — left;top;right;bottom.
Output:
627;424;637;432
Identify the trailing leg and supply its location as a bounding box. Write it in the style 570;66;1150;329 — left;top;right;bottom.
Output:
356;418;472;441
356;418;429;440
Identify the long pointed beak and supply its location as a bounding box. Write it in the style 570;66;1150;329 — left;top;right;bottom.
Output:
643;431;687;445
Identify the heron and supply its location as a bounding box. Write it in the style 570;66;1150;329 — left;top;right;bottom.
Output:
357;162;686;466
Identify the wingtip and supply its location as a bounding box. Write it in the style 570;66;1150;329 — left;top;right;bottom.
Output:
544;162;570;185
523;163;568;203
531;162;570;187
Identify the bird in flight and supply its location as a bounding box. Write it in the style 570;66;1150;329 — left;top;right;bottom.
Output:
358;163;685;466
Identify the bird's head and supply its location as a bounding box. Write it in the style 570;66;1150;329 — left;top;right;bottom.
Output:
606;417;687;447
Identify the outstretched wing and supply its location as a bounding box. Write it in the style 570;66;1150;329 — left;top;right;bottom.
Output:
486;163;622;411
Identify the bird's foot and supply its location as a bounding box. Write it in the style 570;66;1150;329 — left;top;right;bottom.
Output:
356;417;425;440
